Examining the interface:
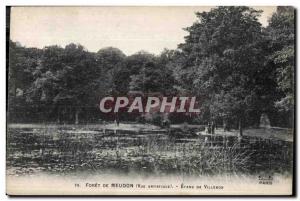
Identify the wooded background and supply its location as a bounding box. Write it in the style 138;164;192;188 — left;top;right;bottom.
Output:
7;6;294;130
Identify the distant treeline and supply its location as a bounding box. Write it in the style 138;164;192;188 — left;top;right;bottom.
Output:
8;6;294;130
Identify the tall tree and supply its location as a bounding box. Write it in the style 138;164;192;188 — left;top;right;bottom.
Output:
95;47;126;95
178;6;265;135
266;7;295;114
8;41;42;122
127;51;156;93
129;50;177;95
29;43;100;124
156;49;178;96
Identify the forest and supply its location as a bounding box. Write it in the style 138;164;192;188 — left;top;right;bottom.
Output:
8;6;294;131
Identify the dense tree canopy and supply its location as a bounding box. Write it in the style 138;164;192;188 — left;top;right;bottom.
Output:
267;7;294;112
8;6;294;131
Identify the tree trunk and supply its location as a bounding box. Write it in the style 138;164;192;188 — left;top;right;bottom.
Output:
223;119;227;131
75;109;79;125
57;111;60;124
238;118;243;137
14;79;17;97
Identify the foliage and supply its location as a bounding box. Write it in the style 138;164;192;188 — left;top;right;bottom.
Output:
266;7;295;112
8;6;294;128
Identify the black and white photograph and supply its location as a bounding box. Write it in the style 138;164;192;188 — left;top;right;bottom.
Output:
6;5;295;196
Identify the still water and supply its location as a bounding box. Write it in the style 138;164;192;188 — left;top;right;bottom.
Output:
6;126;293;177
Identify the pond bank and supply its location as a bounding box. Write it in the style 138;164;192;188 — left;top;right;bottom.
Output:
7;123;293;142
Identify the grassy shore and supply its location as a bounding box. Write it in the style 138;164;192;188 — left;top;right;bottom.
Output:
7;123;293;142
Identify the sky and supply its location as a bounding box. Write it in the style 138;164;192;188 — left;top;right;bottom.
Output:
10;6;277;55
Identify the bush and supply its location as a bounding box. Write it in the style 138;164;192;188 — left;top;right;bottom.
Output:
136;116;145;124
151;114;163;126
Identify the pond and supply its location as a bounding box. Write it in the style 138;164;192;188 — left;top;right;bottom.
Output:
6;126;293;178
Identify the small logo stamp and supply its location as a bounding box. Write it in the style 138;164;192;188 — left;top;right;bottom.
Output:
258;175;273;185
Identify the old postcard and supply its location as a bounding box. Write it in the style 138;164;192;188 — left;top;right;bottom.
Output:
6;6;295;196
